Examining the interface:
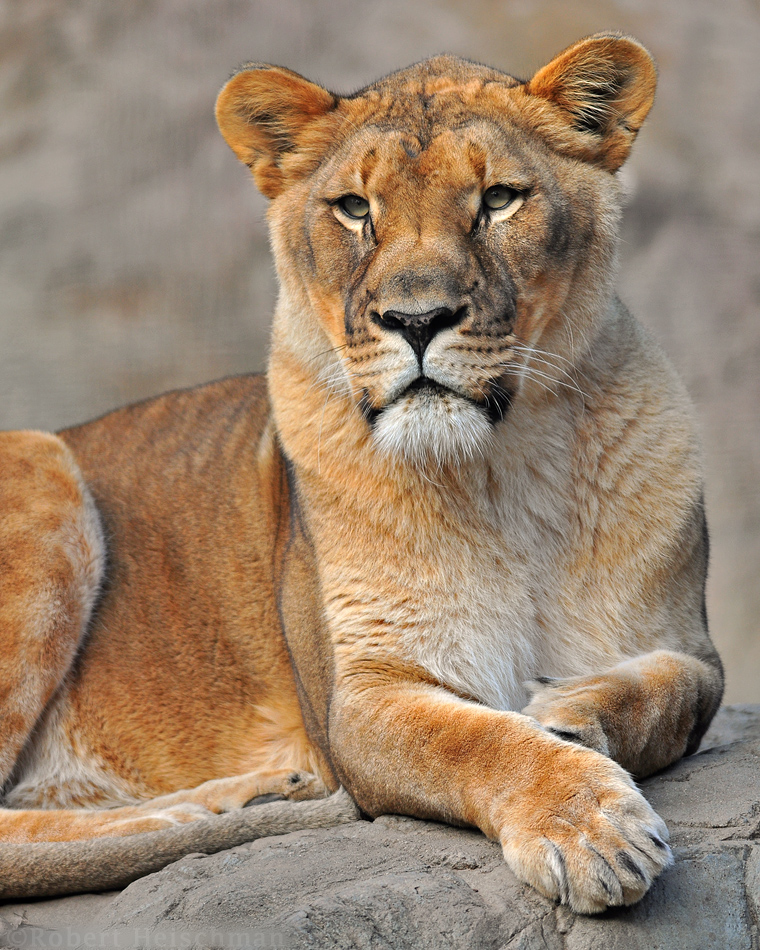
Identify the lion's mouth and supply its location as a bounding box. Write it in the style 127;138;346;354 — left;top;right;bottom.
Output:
363;376;513;427
406;377;450;397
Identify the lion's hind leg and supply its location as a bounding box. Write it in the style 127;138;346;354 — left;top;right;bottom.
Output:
152;767;329;811
0;767;327;843
0;799;212;843
0;431;105;787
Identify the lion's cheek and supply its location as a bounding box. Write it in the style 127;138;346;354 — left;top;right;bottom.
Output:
303;284;349;351
512;270;576;346
271;219;354;352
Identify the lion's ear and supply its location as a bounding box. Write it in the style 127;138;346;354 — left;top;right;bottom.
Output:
216;65;337;198
524;33;656;172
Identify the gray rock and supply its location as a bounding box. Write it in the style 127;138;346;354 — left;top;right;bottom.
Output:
0;0;758;706
2;705;759;949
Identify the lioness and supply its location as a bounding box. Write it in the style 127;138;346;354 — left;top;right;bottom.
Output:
0;33;722;914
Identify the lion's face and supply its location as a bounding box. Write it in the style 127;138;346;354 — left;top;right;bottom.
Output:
271;103;613;466
217;38;656;467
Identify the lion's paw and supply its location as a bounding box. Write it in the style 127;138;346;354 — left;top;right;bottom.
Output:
238;769;328;808
278;770;328;802
523;677;611;756
498;742;672;914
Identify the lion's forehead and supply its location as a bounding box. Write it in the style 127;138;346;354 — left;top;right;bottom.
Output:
362;54;523;98
321;118;536;199
330;59;527;155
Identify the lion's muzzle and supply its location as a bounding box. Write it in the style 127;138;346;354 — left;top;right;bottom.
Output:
372;305;466;365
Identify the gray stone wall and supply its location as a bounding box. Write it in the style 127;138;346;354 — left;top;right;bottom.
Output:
0;0;758;700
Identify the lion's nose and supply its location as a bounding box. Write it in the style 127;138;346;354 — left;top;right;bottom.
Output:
375;306;464;363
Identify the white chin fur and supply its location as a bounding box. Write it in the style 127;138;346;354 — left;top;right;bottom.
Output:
372;388;494;467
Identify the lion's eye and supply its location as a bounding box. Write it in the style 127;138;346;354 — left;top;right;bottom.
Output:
338;195;370;219
483;185;519;211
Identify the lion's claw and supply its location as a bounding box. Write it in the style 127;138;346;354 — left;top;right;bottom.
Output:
499;739;672;914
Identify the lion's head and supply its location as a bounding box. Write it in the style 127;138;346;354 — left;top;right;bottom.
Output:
216;34;656;468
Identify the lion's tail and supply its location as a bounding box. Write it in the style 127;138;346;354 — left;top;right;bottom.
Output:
0;788;359;899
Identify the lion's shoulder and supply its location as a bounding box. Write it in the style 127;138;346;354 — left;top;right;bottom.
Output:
58;374;276;527
61;374;270;460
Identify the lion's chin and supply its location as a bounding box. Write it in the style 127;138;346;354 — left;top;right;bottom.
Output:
372;387;494;467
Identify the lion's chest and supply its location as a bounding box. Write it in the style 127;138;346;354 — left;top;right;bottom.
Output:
321;458;594;713
393;510;569;711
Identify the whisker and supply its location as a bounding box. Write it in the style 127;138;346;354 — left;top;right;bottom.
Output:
509;347;578;381
300;342;349;373
511;333;582;370
316;387;331;475
506;340;589;407
510;341;578;372
305;363;357;400
518;371;560;400
521;366;587;401
511;350;588;399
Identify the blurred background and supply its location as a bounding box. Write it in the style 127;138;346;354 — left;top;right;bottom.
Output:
0;0;757;702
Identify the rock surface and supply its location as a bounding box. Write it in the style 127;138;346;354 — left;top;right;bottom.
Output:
2;705;759;949
0;0;758;703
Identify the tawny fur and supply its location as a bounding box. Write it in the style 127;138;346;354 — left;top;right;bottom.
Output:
0;33;722;913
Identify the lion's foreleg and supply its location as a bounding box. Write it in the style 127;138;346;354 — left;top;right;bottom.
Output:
523;648;724;778
328;671;672;914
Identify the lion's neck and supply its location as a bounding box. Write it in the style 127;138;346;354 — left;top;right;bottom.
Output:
265;296;640;525
270;358;585;712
